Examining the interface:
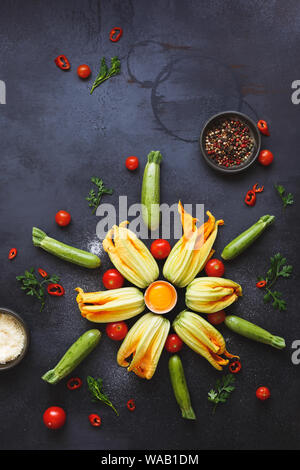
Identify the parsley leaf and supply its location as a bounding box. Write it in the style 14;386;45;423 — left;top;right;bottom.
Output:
90;56;121;94
87;375;119;416
16;268;60;312
86;177;113;214
275;184;294;208
258;253;292;311
208;374;236;413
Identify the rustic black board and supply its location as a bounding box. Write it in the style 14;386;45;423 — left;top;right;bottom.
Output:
0;0;300;451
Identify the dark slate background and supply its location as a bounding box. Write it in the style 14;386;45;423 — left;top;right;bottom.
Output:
0;0;299;451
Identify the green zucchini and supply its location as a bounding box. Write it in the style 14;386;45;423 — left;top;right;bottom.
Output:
42;329;101;384
168;355;196;420
32;227;101;269
141;150;162;231
225;315;285;349
221;215;275;260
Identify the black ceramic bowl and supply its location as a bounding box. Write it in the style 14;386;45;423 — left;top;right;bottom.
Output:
0;307;30;371
200;111;261;174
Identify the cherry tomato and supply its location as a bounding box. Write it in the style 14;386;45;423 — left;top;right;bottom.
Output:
126;156;139;171
256;386;271;401
43;406;66;430
207;311;226;325
258;150;274;166
89;413;101;427
165;334;183;353
55;210;71;227
106;321;128;341
150;239;171;260
102;269;124;289
205;258;225;277
77;64;91;79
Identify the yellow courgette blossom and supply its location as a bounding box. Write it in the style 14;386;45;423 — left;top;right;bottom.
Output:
117;313;170;379
173;310;239;370
103;221;159;289
75;287;145;322
185;277;242;314
163;201;224;288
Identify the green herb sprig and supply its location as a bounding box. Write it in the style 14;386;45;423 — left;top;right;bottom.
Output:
86;177;113;214
275;184;294;208
16;268;60;312
87;376;119;416
90;57;121;94
258;253;293;311
208;374;236;413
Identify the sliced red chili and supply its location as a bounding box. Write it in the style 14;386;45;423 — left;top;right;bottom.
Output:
127;399;136;411
89;413;101;427
256;280;267;288
38;268;48;278
257;119;270;136
245;190;256;206
54;54;71;70
47;283;65;296
229;360;242;374
252;183;264;193
67;377;82;390
109;27;123;42
8;248;17;260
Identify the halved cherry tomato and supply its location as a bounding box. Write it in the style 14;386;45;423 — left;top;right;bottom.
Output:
150;239;171;260
38;269;48;278
55;210;71;227
102;269;124;289
43;406;66;429
256;386;271;401
205;258;225;277
127;399;136;411
126;156;139;171
89;413;101;427
8;248;17;260
77;64;91;79
258;150;274;166
207;311;226;325
67;377;82;390
229;360;242;374
106;321;128;341
165;334;183;353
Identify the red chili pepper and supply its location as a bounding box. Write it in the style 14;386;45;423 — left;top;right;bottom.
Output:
54;55;71;70
127;399;136;411
67;377;82;390
109;27;123;42
8;248;17;260
245;190;256;206
252;183;264;193
47;283;65;296
229;360;242;374
257;119;270;136
88;414;101;427
38;268;48;278
256;280;267;288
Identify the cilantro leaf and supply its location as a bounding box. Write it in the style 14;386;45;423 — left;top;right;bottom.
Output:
86;177;113;214
17;268;60;312
208;374;236;413
275;184;294;208
87;376;119;415
90;56;121;94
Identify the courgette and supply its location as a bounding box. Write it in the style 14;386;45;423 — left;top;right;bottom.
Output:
225;315;285;349
168;355;196;420
33;227;101;269
42;329;101;384
141;151;162;231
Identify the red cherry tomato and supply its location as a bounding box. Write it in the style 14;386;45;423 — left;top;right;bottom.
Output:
207;311;226;325
150;239;171;260
165;334;183;353
106;321;128;341
43;406;66;430
205;258;225;277
126;156;139;171
77;64;91;79
102;269;124;289
55;210;71;227
256;386;271;401
258;150;274;166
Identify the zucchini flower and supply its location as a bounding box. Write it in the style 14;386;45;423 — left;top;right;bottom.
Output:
75;287;145;323
173;310;239;370
103;221;159;289
185;277;242;314
163;202;224;287
117;313;170;379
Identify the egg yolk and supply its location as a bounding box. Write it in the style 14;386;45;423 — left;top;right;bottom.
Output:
147;282;175;311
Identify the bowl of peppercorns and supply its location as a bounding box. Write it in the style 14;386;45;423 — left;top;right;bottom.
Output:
200;111;261;174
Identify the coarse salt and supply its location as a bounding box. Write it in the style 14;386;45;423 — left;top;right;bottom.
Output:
0;313;25;364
